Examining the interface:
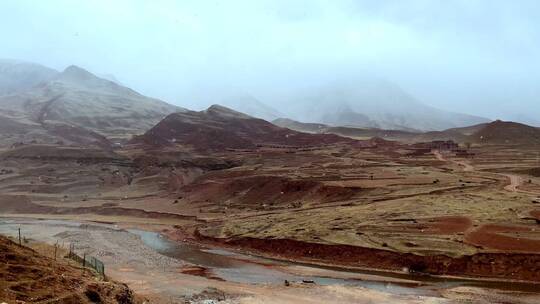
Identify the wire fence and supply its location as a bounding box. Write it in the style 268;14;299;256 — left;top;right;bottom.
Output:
13;228;106;279
67;243;106;278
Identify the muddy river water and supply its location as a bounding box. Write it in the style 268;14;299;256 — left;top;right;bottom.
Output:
129;228;540;294
129;229;435;295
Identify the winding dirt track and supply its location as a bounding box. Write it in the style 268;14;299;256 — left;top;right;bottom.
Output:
502;173;523;192
433;151;474;172
433;150;531;194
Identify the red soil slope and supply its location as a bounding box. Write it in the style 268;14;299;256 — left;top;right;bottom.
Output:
133;105;353;151
0;235;137;303
196;232;540;282
470;120;540;145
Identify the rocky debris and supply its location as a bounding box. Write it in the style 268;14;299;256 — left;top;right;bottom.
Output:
182;288;237;304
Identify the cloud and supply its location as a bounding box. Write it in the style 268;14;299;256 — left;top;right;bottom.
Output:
0;0;539;119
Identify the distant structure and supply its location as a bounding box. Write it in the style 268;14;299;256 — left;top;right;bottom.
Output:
408;140;474;157
454;149;475;158
416;140;459;151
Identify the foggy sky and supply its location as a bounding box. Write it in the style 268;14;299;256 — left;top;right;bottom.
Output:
1;0;539;122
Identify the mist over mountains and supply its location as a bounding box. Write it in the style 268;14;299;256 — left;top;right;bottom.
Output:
186;76;490;131
0;59;57;95
0;61;182;146
0;60;492;132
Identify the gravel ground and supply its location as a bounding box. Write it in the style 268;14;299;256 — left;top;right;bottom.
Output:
0;218;184;272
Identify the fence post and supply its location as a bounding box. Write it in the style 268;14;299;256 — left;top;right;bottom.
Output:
18;228;21;246
83;253;86;268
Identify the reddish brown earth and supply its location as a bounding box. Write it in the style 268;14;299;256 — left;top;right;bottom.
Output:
195;232;540;282
470;120;540;145
179;266;225;281
132;105;354;151
5;110;540;295
0;195;201;221
1;144;124;161
0;235;139;303
530;210;540;221
417;216;473;235
465;224;540;253
182;174;360;208
44;122;113;149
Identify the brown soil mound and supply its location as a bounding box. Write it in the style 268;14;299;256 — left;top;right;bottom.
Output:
180;266;224;281
517;167;540;177
465;224;540;253
0;235;138;303
470;120;540;145
183;175;359;208
133;153;239;171
1;144;125;162
530;210;540;220
132;105;353;151
0;195;200;221
422;216;473;234
196;232;540;282
44;122;112;149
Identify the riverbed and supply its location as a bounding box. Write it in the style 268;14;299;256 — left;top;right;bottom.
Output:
1;217;539;303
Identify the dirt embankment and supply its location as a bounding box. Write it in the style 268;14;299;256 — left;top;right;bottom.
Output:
0;195;202;222
0;235;139;304
195;231;540;283
183;175;360;209
466;224;540;252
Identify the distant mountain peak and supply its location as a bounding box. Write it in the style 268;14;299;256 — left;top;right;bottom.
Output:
206;104;253;119
57;65;102;83
217;95;285;122
0;59;58;95
52;65;135;96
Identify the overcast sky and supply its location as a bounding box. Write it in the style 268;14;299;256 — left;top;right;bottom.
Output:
1;0;539;121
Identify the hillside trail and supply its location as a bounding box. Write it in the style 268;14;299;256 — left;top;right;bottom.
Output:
502;174;523;192
433;150;475;172
433;150;536;195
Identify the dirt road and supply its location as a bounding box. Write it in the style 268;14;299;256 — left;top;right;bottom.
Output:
433;150;474;172
502;173;523;192
433;151;532;194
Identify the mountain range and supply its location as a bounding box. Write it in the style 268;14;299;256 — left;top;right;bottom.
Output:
0;61;183;147
275;118;540;146
207;78;490;132
1;59;538;150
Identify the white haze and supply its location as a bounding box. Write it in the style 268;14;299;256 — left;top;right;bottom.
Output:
1;0;539;123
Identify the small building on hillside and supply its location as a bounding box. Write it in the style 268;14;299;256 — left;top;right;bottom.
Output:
455;149;475;158
430;140;459;151
412;140;459;151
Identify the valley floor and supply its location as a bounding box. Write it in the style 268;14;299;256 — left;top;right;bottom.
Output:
1;143;540;303
1;217;539;304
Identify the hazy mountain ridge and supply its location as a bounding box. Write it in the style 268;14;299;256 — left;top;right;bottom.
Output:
275;117;540;145
287;78;489;131
216;95;285;121
0;64;183;144
0;59;58;95
0;61;184;147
